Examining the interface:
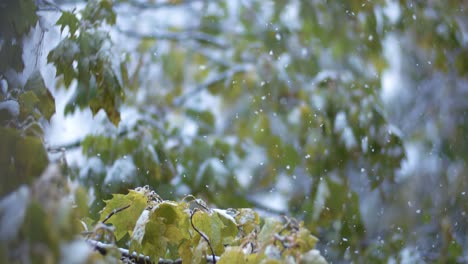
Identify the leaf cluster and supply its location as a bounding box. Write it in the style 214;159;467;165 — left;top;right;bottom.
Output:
94;186;326;264
47;0;123;125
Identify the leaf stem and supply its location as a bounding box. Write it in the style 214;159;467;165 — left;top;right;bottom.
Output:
190;208;217;264
102;204;131;224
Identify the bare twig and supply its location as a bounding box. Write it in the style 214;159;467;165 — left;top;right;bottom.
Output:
102;204;131;224
190;208;217;264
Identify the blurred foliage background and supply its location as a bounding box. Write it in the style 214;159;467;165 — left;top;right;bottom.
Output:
1;0;467;263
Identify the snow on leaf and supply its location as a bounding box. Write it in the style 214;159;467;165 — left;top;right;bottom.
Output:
257;218;282;245
24;71;55;121
218;247;247;264
294;228;319;253
0;186;30;241
0;100;20;119
300;249;328;264
234;208;260;235
132;209;150;245
213;209;238;245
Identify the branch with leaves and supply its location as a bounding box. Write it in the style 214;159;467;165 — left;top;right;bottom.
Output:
118;27;228;49
173;64;253;106
81;186;326;264
117;0;204;10
190;208;217;264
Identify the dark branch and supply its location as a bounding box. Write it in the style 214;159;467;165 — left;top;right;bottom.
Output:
87;239;220;264
190;209;217;264
102;204;131;224
87;239;155;264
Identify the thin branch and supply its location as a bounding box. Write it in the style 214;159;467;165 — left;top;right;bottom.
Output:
56;0;204;9
87;239;219;264
121;0;204;9
173;64;252;106
87;239;155;264
102;204;131;224
195;47;232;67
46;129;129;152
190;208;217;264
118;27;228;49
46;142;80;153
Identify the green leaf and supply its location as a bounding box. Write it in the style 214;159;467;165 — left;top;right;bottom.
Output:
99;190;148;241
0;0;38;40
21;201;58;255
35;88;55;122
23;122;44;138
0;127;48;196
24;71;56;121
192;210;225;255
213;209;238;244
0;41;24;72
47;39;78;87
138;215;167;261
294;228;318;253
186;109;215;133
81;0;116;25
178;239;194;264
153;201;190;245
82;135;113;162
56;11;80;36
218;247;247;264
138;38;156;53
257;218;281;245
18;91;39;120
235;208;260;235
74;186;90;219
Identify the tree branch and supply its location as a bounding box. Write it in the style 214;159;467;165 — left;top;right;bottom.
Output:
102;204;131;224
190;208;217;264
86;239;220;264
46;129;129;152
87;239;155;264
121;0;204;10
173;64;253;106
118;27;228;49
55;0;203;9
